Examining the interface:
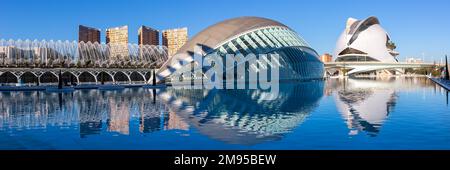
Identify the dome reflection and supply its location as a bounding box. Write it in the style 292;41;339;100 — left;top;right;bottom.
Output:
159;81;324;145
0;81;324;145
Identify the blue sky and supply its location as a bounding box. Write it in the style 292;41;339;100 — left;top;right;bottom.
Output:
1;0;449;62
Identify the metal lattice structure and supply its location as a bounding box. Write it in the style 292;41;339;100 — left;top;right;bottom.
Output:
0;67;155;85
0;39;168;68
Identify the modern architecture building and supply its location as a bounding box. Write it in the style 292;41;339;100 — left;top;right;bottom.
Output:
0;45;65;67
106;25;129;60
320;53;333;63
162;27;188;56
0;39;168;86
138;26;159;46
155;16;324;83
332;16;401;76
0;38;167;68
335;16;399;63
78;25;101;43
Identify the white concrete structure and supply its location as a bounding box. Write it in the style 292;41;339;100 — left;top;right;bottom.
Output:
334;16;399;63
154;17;324;83
327;16;434;76
325;61;435;75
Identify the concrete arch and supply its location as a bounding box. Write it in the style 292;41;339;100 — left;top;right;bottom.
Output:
130;71;146;83
0;71;18;84
145;71;152;81
78;71;97;84
19;72;39;85
97;71;114;84
114;71;130;84
62;71;79;85
39;71;59;84
325;62;435;76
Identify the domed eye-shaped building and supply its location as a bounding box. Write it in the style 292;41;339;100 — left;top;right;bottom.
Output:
155;16;324;83
334;16;399;63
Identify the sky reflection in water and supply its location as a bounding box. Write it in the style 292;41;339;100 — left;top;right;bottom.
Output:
0;77;449;149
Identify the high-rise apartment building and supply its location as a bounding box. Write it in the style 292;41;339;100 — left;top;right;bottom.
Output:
106;25;129;59
78;25;101;43
106;25;128;44
138;26;159;46
162;27;188;56
320;53;333;63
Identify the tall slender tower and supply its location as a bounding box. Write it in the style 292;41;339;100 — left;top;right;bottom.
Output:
162;27;188;56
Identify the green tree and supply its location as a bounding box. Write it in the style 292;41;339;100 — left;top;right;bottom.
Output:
387;41;397;50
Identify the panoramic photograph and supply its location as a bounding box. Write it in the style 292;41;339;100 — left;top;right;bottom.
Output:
0;0;449;168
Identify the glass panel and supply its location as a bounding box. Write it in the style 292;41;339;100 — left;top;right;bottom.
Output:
222;43;236;54
226;41;241;55
249;32;268;50
231;39;247;55
256;30;276;48
262;29;282;48
242;34;262;53
235;37;254;54
218;46;228;55
267;28;288;47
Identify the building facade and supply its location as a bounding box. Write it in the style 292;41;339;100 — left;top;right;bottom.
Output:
138;26;159;46
78;25;101;43
156;17;324;83
333;16;402;76
162;27;188;56
0;39;168;69
106;25;129;60
320;53;333;63
334;16;399;63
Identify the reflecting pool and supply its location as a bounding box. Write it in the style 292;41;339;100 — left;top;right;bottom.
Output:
0;77;449;149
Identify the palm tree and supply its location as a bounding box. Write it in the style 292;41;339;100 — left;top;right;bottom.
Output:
387;41;397;50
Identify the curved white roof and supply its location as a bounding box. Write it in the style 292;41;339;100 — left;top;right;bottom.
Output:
154;17;297;82
334;16;398;62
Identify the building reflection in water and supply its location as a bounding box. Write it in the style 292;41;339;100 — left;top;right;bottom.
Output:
329;77;435;137
165;112;189;131
1;77;448;148
0;91;79;130
78;90;103;137
108;95;130;135
1;77;440;143
0;88;188;138
159;81;324;145
0;81;324;145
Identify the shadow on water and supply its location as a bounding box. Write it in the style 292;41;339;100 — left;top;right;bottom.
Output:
1;77;449;149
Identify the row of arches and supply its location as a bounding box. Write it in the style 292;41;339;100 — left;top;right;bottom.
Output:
0;71;152;85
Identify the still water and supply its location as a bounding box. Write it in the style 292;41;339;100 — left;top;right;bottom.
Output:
0;77;449;150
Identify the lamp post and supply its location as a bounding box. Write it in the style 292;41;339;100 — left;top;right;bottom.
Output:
58;70;63;89
445;55;449;80
152;69;156;86
101;72;105;85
